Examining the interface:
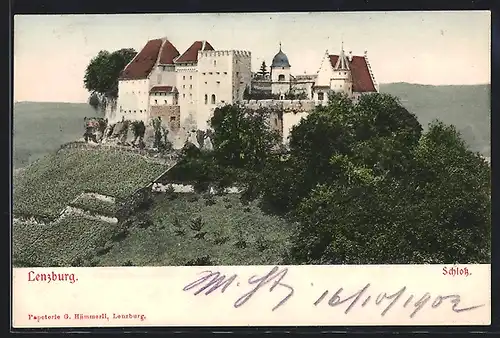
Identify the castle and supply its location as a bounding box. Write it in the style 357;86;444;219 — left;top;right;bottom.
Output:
110;37;378;136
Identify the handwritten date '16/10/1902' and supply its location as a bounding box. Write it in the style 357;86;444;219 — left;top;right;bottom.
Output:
182;266;485;318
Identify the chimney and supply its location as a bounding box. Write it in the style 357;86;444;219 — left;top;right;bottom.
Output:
348;51;353;62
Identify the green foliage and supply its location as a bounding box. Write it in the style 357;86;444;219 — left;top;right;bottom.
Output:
83;48;136;111
282;93;490;264
210;104;282;171
259;61;268;77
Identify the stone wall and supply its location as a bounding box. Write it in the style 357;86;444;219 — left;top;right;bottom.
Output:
240;99;317;114
150;105;181;131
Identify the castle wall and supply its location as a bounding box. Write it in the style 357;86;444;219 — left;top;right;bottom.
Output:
150;105;181;131
116;79;150;122
175;64;198;128
149;65;177;89
195;50;252;130
149;92;177;106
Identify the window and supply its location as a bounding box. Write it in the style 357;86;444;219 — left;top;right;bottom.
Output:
183;85;186;89
318;92;324;101
164;100;167;104
183;76;186;80
189;84;192;89
133;110;136;113
140;110;143;113
189;93;192;98
211;94;216;104
216;72;220;75
183;94;186;98
274;118;278;126
202;73;206;75
204;94;208;105
170;116;176;122
154;99;158;104
209;72;213;75
221;100;225;103
282;67;284;70
190;76;192;80
278;74;285;81
236;72;239;76
224;72;227;75
216;81;220;86
205;82;207;84
214;60;217;66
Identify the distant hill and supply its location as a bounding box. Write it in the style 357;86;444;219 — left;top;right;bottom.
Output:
13;102;101;169
379;83;490;156
12;84;491;169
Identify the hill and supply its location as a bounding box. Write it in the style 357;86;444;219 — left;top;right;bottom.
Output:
379;83;490;156
12;85;491;171
13;146;167;220
13;102;100;169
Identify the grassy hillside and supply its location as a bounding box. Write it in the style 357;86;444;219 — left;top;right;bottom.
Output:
13;102;100;169
13;147;166;219
380;83;490;156
13;191;294;267
13;215;120;267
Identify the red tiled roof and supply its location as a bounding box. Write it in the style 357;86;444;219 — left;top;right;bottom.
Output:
119;39;180;80
175;41;214;64
119;39;163;80
150;86;175;93
329;55;376;92
159;40;180;65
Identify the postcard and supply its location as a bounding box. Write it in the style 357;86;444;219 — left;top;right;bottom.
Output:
12;11;491;328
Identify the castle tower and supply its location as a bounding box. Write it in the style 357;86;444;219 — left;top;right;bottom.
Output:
270;42;291;98
331;41;353;96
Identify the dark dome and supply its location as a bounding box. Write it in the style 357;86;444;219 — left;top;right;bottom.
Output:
271;48;291;68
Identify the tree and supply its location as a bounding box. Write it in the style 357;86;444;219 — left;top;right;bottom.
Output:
209;104;282;172
259;61;268;77
130;120;146;146
262;92;422;213
279;92;490;265
83;48;137;112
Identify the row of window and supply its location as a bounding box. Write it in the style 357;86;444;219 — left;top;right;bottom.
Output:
201;71;229;76
182;75;193;80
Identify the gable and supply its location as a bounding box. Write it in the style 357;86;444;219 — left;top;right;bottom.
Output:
119;39;180;81
175;41;214;64
329;54;376;92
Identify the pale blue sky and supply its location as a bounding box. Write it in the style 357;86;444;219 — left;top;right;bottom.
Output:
14;11;491;103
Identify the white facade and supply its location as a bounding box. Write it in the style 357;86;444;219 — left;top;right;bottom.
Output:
116;79;150;122
176;64;198;127
196;50;252;130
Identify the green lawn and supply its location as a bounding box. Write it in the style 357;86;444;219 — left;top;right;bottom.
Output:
96;192;295;266
13;147;166;219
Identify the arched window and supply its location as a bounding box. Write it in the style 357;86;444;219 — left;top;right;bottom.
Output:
204;94;208;104
278;74;285;81
211;94;216;104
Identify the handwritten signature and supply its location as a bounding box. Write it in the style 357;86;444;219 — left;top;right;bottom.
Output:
183;266;293;311
183;266;485;317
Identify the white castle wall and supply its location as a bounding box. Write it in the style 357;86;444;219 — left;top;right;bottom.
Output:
116;79;150;122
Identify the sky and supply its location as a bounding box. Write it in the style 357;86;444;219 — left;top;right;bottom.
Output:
14;11;491;103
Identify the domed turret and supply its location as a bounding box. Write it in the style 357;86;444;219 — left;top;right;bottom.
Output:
271;43;291;68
